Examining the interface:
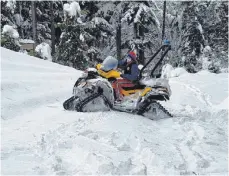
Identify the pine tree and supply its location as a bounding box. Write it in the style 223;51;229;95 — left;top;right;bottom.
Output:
121;1;161;65
55;1;113;70
180;1;205;73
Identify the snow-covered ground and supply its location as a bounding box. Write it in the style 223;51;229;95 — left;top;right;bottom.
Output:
1;47;228;175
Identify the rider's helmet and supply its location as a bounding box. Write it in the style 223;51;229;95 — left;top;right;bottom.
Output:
101;56;118;71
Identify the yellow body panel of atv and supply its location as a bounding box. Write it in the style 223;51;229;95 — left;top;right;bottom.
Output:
96;64;152;97
140;87;152;97
121;87;152;97
121;89;143;96
96;64;121;79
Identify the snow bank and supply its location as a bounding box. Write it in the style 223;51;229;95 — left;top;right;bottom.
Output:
2;25;19;39
171;67;187;77
161;64;174;78
64;2;81;18
35;43;52;61
161;64;188;78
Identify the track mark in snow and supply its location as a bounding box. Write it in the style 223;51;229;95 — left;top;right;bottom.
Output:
170;80;213;108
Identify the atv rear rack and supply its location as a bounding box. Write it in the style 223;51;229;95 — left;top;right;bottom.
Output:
138;42;171;80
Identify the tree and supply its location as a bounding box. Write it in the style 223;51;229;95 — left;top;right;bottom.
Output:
55;1;113;69
121;1;161;65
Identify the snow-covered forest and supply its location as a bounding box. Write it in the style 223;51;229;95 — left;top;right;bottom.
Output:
1;1;228;74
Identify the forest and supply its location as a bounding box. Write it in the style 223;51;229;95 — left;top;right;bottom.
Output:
1;0;228;74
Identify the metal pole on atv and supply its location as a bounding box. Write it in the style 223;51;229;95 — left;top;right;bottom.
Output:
138;41;171;80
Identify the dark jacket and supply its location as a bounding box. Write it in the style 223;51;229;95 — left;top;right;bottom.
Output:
118;59;139;81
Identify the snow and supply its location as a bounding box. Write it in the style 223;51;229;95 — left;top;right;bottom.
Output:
197;22;203;34
5;0;16;12
171;67;188;77
161;64;188;78
201;56;211;70
13;13;23;26
138;64;144;70
1;48;228;175
220;68;228;73
91;17;113;32
134;4;144;23
161;64;174;78
203;45;212;53
35;42;52;61
2;24;19;39
63;2;81;18
79;33;84;42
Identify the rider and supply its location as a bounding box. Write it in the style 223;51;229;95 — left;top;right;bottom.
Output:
112;51;139;101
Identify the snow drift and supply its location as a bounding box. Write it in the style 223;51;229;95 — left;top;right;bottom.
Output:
1;47;228;175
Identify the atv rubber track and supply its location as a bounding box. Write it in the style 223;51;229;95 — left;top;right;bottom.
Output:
63;92;172;119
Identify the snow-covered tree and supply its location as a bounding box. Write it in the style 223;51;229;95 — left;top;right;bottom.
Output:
55;2;113;69
121;1;161;64
1;24;20;51
180;1;205;73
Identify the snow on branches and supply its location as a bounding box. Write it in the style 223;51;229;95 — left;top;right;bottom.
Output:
64;2;81;19
2;25;19;39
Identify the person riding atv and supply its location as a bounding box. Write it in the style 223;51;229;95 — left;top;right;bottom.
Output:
63;42;173;119
112;51;139;101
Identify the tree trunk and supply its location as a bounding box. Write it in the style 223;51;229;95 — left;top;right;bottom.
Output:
139;24;144;64
116;13;121;60
50;1;55;55
31;1;37;52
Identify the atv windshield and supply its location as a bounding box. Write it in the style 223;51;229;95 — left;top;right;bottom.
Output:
101;56;118;71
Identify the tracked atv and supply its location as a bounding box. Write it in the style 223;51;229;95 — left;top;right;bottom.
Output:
63;42;172;120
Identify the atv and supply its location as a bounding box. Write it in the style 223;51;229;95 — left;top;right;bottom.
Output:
63;42;172;120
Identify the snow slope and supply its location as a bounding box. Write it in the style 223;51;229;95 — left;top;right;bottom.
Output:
1;47;228;175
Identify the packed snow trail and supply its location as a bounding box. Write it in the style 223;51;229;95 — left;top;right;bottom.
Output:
1;48;228;175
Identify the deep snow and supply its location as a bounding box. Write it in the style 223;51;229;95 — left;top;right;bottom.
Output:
1;47;228;175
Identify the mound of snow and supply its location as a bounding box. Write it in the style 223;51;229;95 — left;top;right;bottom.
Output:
2;25;19;39
35;43;52;61
161;64;174;78
161;64;187;78
171;67;187;77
